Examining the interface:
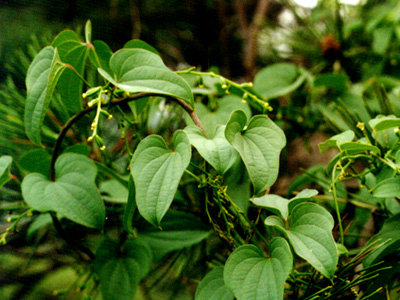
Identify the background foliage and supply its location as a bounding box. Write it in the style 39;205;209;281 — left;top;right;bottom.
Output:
1;0;400;299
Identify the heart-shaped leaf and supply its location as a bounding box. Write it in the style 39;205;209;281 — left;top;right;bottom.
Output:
185;125;238;174
251;189;318;219
0;156;13;188
225;110;286;195
21;153;105;229
94;238;152;300
265;203;338;279
24;46;66;145
98;48;193;108
195;267;234;300
224;238;292;300
130;130;191;226
52;30;91;112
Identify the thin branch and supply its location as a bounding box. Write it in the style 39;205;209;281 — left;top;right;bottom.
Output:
130;0;141;39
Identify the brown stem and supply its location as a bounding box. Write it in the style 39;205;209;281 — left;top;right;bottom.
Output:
234;0;270;80
130;0;141;39
50;93;206;180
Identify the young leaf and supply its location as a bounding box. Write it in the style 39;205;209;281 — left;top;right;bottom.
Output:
94;238;152;300
0;156;13;188
98;48;194;108
52;30;91;112
24;46;66;145
225;110;286;195
267;202;338;279
195;267;234;300
21;153;105;229
130;130;191;226
184;125;238;174
223;238;292;300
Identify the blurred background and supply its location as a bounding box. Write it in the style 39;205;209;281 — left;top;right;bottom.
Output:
3;0;400;298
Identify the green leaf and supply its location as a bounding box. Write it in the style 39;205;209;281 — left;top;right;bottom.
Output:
373;178;400;198
124;39;159;55
223;238;293;300
24;46;66;145
0;156;13;188
52;30;91;112
314;74;349;93
339;141;381;155
254;63;305;99
251;195;289;219
18;149;50;176
94;238;152;300
373;27;392;55
195;267;234;300
185;125;238;174
363;214;400;266
369;115;400;131
88;40;113;75
319;130;355;152
130;130;191;226
123;177;137;234
100;179;129;203
21;153;105;229
279;203;337;279
251;189;318;220
186;95;251;137
85;20;92;43
225;110;286;195
139;211;210;260
98;48;194;108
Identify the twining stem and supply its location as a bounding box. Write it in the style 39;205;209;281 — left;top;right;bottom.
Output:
176;68;271;111
50;92;205;180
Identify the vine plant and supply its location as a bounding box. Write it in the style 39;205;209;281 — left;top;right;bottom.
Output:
0;22;393;299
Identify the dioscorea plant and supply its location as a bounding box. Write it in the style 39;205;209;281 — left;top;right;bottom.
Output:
0;21;392;299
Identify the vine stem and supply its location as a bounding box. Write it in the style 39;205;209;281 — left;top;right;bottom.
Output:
50;92;205;179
